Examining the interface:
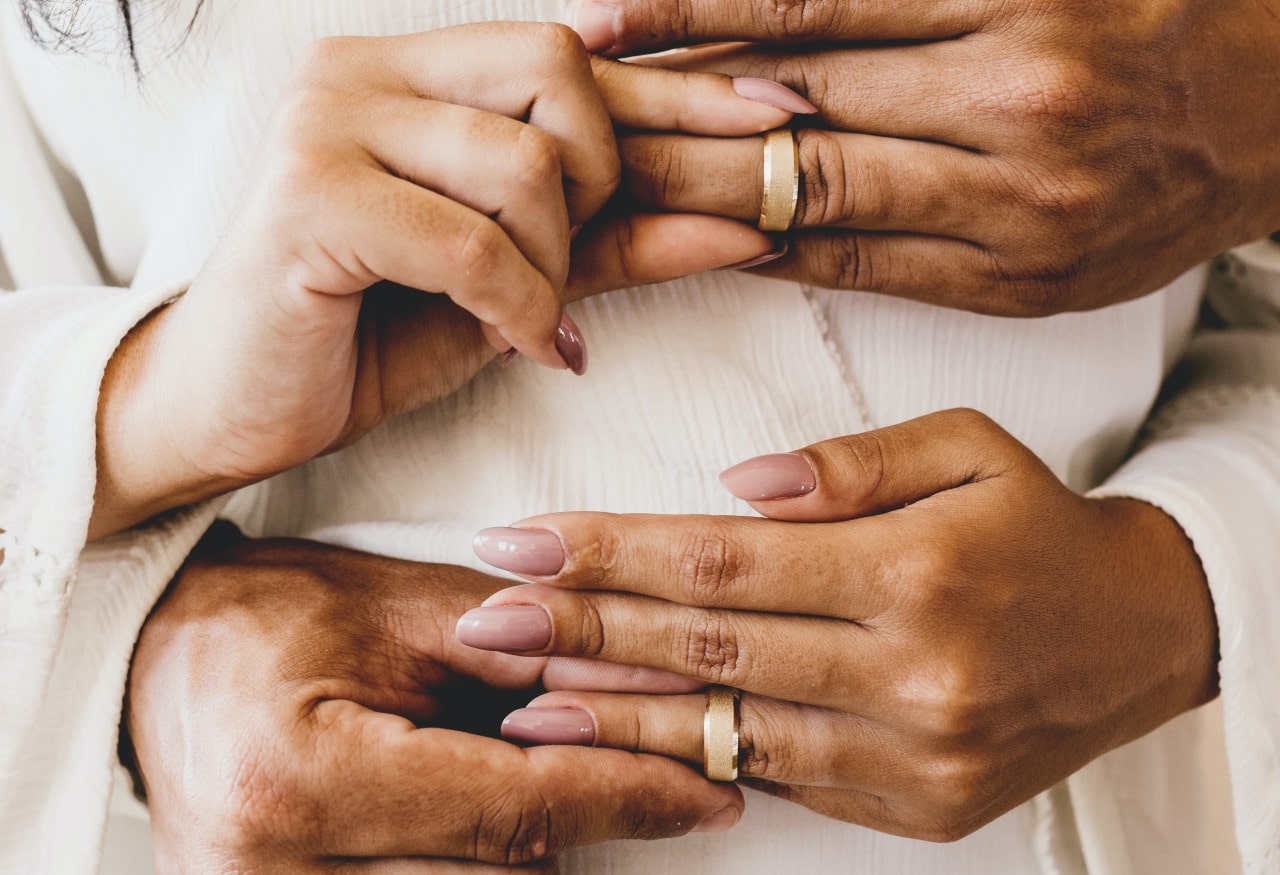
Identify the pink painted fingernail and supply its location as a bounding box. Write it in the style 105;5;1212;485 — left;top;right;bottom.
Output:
502;708;596;745
719;453;817;501
456;606;553;652
568;1;619;53
732;78;818;115
556;314;588;376
501;348;520;367
474;527;566;576
693;806;741;833
725;240;789;271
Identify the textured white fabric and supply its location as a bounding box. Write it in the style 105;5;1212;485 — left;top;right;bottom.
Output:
0;1;1277;873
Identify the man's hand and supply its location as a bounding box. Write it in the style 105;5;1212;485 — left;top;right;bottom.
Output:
125;528;742;873
567;0;1280;315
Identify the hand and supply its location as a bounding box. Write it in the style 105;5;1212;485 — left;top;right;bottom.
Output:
93;21;799;538
457;409;1219;841
566;0;1280;315
125;526;743;873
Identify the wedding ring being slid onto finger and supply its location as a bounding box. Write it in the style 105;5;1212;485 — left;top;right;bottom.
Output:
703;686;741;782
759;128;800;232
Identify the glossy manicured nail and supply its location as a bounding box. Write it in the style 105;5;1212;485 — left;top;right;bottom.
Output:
719;452;816;501
556;314;588;376
501;348;519;367
732;78;818;115
725;240;788;271
568;1;618;53
456;606;552;652
693;806;742;833
502;708;596;745
474;527;566;576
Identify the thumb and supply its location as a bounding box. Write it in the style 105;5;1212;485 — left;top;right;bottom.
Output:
719;408;1027;522
566;212;784;303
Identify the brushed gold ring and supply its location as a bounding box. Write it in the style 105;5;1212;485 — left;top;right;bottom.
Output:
703;686;741;782
758;128;799;232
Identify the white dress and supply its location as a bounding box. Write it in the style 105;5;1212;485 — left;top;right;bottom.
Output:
1;2;1278;873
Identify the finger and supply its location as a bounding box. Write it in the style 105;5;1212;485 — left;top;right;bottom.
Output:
323;168;567;371
719;408;1025;522
459;585;878;710
504;690;903;792
565;0;990;55
629;42;998;148
313;703;744;862
563;212;782;304
591;57;805;134
542;657;704;694
620;130;996;236
470;513;897;619
345;859;555;874
357;97;572;290
753;230;1044;315
373;23;620;221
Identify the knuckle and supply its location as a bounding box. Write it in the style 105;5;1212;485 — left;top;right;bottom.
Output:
574;595;609;659
526;21;589;70
939;407;1000;440
978;61;1100;132
294;35;363;78
473;787;554;865
906;662;986;742
510;126;563;193
633;135;690;206
798;130;857;227
680;610;746;684
812;234;888;292
827;432;888;506
453;221;508;286
756;0;841;40
676;521;746;606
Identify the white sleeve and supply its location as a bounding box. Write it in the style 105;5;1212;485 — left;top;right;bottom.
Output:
0;48;219;875
1089;238;1280;872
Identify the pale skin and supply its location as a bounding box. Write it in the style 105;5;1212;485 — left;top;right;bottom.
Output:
89;22;796;540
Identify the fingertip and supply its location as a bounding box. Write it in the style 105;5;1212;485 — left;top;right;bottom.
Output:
556;313;588;376
719;452;817;502
732;77;818;116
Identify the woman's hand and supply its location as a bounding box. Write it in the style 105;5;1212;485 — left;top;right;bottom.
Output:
93;22;797;538
457;409;1220;841
126;527;743;873
572;0;1280;314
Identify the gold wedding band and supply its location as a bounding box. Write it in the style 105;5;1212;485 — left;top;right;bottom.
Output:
759;128;799;232
703;686;741;782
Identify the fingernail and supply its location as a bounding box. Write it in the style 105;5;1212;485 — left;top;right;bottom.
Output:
725;240;789;271
556;314;588;376
570;224;584;241
732;78;818;115
569;1;619;53
693;806;741;833
501;348;520;367
474;526;567;576
456;606;553;652
502;708;596;745
719;452;816;501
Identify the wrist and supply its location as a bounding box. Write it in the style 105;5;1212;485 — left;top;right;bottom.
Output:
1094;497;1220;721
90;299;247;539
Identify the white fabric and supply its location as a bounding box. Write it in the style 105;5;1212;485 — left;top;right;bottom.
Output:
0;2;1276;873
